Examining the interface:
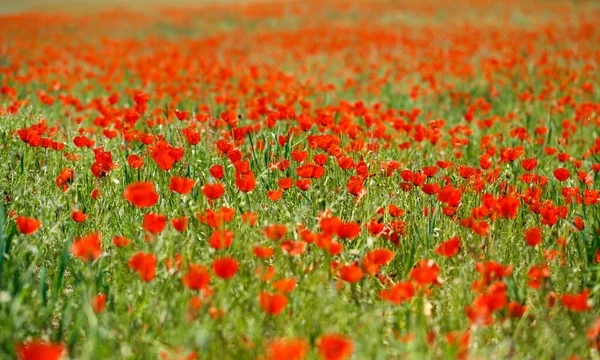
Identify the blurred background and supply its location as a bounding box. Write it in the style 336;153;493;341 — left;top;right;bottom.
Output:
0;0;265;13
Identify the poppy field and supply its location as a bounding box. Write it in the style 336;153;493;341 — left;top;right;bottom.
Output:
2;0;600;359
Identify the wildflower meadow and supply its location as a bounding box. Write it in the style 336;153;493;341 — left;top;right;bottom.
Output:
1;0;600;359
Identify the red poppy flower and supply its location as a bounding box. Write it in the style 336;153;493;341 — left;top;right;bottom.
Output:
366;219;385;236
128;252;157;282
280;240;307;256
278;177;293;190
410;259;440;285
236;174;256;192
296;164;315;178
175;109;189;120
92;294;107;313
127;154;144;169
182;264;211;290
242;212;258;226
587;318;600;341
90;147;114;178
90;188;101;200
423;166;438;177
16;340;65;360
268;189;283;201
124;182;159;208
507;301;526;318
583;189;599;205
169;176;196;194
112;235;130;247
312;166;326;179
379;281;415;304
291;150;309;162
457;166;475;179
254;246;274;258
259;292;288;315
496;196;520;219
554;168;570;181
363;249;394;274
55;168;74;192
527;264;550;289
389;204;405;217
435;236;461;257
71;232;102;261
71;209;88;223
256;266;276;282
521;158;537;171
272;278;297;293
524;227;542;247
209;229;234;249
560;290;591;312
336;222;361;240
16;216;42;235
318;334;353;360
296;179;311;191
234;160;251;174
265;224;287;240
422;183;440;195
143;213;166;234
209;164;224;179
149;140;183;170
338;264;363;283
171;216;188;232
337;156;354;170
263;337;308;360
466;289;507;326
212;257;238;279
202;183;225;200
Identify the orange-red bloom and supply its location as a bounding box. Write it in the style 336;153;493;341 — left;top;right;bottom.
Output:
182;264;211;290
16;340;65;360
379;281;415;304
363;249;394;274
524;227;542;247
129;252;157;282
212;257;239;279
265;224;287;240
124;181;159;208
272;278;297;293
254;246;275;258
560;290;591;312
209;229;234;249
171;216;188;232
169;176;196;194
113;235;130;247
410;259;440;285
16;216;41;235
93;293;107;313
259;292;288;315
435;236;461;257
71;232;102;261
553;168;570;181
338;263;363;283
318;334;353;360
263;337;308;360
55;168;74;192
143;213;167;234
336;222;361;240
202;183;225;200
267;189;283;201
71;209;88;223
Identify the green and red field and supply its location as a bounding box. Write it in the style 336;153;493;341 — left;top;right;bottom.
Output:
1;0;600;359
